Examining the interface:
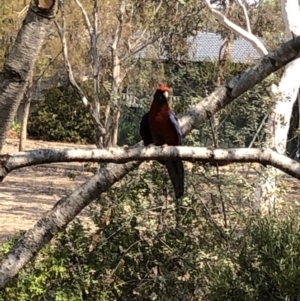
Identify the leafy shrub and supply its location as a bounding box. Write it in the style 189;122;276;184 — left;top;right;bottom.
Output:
0;163;245;300
118;105;147;146
207;215;300;301
3;163;300;300
11;121;21;134
28;84;97;144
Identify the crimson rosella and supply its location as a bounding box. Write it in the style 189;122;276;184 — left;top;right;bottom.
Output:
140;84;184;199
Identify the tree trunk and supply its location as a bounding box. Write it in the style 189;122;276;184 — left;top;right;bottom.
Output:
19;76;33;151
103;104;121;147
104;56;122;147
212;35;233;145
255;0;300;212
0;0;59;152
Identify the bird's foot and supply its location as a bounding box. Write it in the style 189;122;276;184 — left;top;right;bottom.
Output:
144;143;155;149
160;143;169;149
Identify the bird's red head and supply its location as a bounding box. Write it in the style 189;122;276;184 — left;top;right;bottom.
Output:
157;84;170;92
153;84;170;104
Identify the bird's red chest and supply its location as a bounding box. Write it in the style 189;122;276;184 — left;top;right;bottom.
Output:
148;103;178;145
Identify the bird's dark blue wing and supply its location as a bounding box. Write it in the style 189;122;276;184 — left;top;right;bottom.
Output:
140;112;153;146
168;111;182;145
140;112;165;165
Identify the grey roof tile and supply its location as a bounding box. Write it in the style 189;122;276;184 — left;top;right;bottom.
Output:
188;32;261;63
137;32;262;63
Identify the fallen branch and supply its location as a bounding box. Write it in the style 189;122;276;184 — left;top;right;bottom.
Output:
1;146;300;180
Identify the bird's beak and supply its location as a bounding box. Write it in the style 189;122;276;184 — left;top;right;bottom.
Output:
163;91;169;99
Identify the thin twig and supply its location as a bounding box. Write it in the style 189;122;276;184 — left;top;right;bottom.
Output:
236;0;252;33
209;117;228;228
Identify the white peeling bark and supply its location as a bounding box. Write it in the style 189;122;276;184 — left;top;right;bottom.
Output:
1;146;300;180
269;0;300;154
204;0;268;56
256;0;300;212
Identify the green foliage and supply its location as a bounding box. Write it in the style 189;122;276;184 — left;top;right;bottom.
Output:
118;105;147;146
161;59;278;149
27;84;98;144
0;165;223;300
120;59;275;149
29;59;280;150
2;162;299;300
208;215;300;301
11;120;21;134
0;1;296;301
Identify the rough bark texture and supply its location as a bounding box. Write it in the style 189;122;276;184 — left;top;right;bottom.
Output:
1;146;300;180
1;35;300;288
0;0;58;153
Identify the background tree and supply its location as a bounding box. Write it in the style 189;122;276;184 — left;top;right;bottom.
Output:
59;0;204;148
204;0;300;211
2;0;300;296
0;0;59;152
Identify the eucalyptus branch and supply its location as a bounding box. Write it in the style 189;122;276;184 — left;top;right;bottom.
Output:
204;0;267;55
74;0;93;36
1;146;300;181
236;0;252;33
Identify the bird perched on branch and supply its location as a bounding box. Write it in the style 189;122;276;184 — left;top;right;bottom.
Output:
140;84;184;199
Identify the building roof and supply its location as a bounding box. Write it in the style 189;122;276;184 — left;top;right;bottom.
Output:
137;32;262;64
188;32;261;63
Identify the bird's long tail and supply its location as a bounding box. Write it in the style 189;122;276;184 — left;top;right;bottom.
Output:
165;160;184;199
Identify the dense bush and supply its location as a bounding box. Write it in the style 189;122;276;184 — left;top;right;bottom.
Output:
28;84;97;144
208;215;300;301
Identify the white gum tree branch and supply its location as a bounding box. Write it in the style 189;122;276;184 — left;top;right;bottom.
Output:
204;0;268;56
0;35;300;288
92;0;101;115
103;0;126;147
74;0;93;35
179;36;300;134
236;0;251;34
1;146;300;180
255;0;300;210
